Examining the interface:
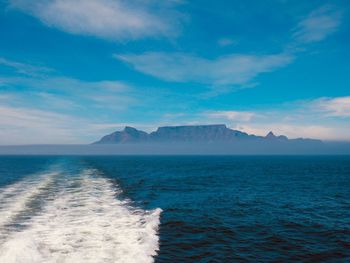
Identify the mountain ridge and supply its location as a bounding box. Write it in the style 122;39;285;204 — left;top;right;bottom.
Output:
93;124;321;144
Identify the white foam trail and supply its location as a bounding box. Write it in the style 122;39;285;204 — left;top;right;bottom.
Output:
0;180;26;201
0;172;58;231
0;169;162;263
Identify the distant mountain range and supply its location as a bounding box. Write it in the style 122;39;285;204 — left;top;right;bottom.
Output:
4;124;350;155
93;124;321;144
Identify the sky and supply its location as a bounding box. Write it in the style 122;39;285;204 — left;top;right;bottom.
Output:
0;0;350;144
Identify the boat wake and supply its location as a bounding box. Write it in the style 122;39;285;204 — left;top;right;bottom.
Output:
0;167;162;263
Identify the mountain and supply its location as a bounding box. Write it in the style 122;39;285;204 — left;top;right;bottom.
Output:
94;126;149;144
264;131;288;141
93;124;321;144
149;124;252;142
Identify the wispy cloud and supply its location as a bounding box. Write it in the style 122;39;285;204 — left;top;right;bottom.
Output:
204;96;350;140
293;5;342;43
234;123;347;141
115;52;293;86
217;38;236;47
0;105;85;144
206;111;255;122
9;0;182;40
0;57;52;76
310;96;350;117
0;75;135;111
114;5;342;92
1;96;350;144
2;76;130;92
0;104;145;144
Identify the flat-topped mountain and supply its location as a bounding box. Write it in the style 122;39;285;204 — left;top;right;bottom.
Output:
93;124;321;144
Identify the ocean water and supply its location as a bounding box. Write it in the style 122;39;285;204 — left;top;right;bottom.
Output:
0;156;349;262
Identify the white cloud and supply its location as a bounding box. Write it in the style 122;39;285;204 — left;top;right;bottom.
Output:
115;52;293;86
206;111;255;122
310;96;350;117
293;6;342;43
199;96;350;140
10;0;181;40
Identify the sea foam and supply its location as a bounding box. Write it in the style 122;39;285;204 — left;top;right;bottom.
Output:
0;171;59;236
0;168;162;263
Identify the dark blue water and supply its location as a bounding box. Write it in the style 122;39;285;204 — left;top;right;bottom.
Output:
0;156;349;262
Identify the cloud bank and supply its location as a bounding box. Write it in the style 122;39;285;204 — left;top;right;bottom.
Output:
10;0;181;40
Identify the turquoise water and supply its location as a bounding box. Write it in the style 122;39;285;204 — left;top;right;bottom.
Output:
0;156;349;262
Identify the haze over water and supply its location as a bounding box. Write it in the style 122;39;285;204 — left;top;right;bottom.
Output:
0;156;349;262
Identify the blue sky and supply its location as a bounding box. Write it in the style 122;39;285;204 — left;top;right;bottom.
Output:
0;0;350;144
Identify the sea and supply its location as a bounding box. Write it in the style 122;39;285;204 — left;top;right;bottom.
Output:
0;155;349;262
